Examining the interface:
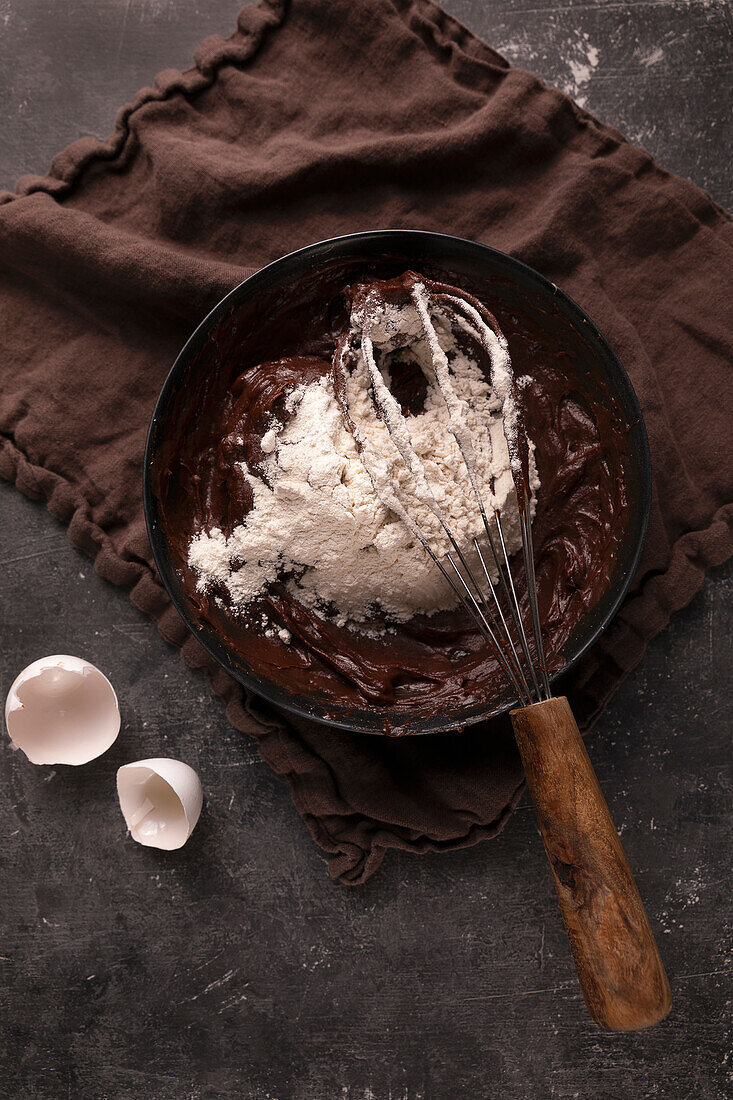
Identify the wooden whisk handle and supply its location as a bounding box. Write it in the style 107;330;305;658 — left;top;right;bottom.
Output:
510;696;672;1031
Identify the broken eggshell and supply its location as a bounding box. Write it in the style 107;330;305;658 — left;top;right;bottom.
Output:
5;654;121;765
117;759;203;850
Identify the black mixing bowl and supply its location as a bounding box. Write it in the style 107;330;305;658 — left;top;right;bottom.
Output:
143;230;651;734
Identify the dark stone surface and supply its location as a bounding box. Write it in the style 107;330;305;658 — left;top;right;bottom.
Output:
0;2;730;1097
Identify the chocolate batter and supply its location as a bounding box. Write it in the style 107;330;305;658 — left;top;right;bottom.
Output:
153;261;631;732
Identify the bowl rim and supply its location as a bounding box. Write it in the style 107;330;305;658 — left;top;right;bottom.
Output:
143;229;652;735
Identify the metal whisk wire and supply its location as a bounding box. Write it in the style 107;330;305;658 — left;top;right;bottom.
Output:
412;280;551;706
338;275;552;708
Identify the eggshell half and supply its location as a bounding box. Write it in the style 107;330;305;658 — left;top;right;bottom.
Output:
5;655;121;765
117;759;203;850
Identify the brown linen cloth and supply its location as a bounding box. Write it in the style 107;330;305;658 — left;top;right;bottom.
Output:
1;0;731;884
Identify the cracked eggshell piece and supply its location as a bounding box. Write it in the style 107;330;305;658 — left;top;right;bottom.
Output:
117;759;203;850
5;655;121;766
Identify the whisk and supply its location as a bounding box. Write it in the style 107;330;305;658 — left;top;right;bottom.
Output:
335;272;671;1031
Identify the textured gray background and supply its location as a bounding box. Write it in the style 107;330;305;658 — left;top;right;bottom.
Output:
1;1;731;1097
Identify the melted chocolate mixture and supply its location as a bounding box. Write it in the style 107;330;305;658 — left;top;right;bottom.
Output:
153;264;630;731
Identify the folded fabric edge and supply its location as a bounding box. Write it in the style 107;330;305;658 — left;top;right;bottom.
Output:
0;0;287;207
575;506;733;726
310;775;529;885
403;0;731;228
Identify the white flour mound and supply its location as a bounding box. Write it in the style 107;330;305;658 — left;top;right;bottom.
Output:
188;296;539;626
